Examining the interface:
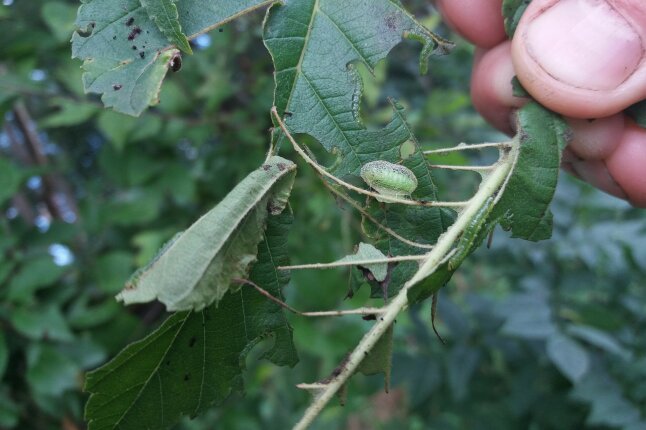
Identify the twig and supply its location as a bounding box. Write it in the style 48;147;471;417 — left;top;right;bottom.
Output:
279;255;425;271
423;142;511;155
271;107;469;209
292;136;518;430
232;279;385;317
427;164;496;172
431;293;445;344
321;180;435;250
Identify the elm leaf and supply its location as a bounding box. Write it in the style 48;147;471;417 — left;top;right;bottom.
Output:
71;0;273;116
85;212;298;430
116;156;296;311
264;2;456;297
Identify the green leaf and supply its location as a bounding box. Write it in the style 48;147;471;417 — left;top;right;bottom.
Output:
264;0;455;293
116;156;296;311
103;190;163;226
499;291;557;339
94;252;134;294
626;100;646;128
85;212;298;430
264;0;452;176
0;158;23;206
490;103;569;241
9;306;75;342
357;324;393;391
407;196;496;304
571;370;642;427
0;388;19;429
566;325;630;359
448;344;481;401
502;0;532;37
40;98;98;128
96;110;140;151
0;331;8;380
546;333;590;383
26;345;79;397
7;256;68;302
40;2;78;43
140;0;192;54
71;0;272;116
336;243;388;282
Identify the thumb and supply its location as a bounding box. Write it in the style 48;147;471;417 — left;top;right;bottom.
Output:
512;0;646;119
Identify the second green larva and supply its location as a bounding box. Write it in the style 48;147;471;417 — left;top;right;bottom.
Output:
360;160;418;200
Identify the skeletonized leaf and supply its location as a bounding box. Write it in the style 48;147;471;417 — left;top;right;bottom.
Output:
116;156;296;311
264;3;456;297
72;0;272;116
336;243;388;282
85;212;298;430
140;0;192;54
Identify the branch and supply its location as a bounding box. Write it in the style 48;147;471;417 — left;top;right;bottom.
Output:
271;107;469;209
423;142;512;155
320;178;435;250
278;255;425;271
232;279;385;318
292;136;518;430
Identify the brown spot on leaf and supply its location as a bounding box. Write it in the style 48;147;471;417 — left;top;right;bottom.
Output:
189;336;196;347
127;27;142;41
139;51;145;59
126;17;134;26
169;52;182;72
384;14;397;31
277;163;286;171
262;164;271;171
112;84;123;91
183;373;190;381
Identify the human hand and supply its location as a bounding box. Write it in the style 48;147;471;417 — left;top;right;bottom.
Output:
435;0;646;207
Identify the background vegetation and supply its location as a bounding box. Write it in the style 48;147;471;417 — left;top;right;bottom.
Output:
0;0;645;428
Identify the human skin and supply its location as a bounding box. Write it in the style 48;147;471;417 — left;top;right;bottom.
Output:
436;0;646;207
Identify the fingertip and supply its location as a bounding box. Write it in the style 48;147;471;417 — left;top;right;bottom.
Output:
606;121;646;207
436;0;507;48
471;42;527;134
569;159;628;201
512;0;646;118
566;113;625;160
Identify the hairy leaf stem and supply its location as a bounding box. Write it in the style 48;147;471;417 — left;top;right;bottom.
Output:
292;135;518;430
271;107;469;209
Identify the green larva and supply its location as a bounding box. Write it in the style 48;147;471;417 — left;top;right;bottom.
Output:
360;160;418;200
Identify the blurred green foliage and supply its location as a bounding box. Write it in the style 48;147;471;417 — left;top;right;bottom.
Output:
0;1;644;429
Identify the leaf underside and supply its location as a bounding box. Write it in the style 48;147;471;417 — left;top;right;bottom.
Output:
336;243;388;282
84;212;298;430
71;0;273;116
116;156;296;311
